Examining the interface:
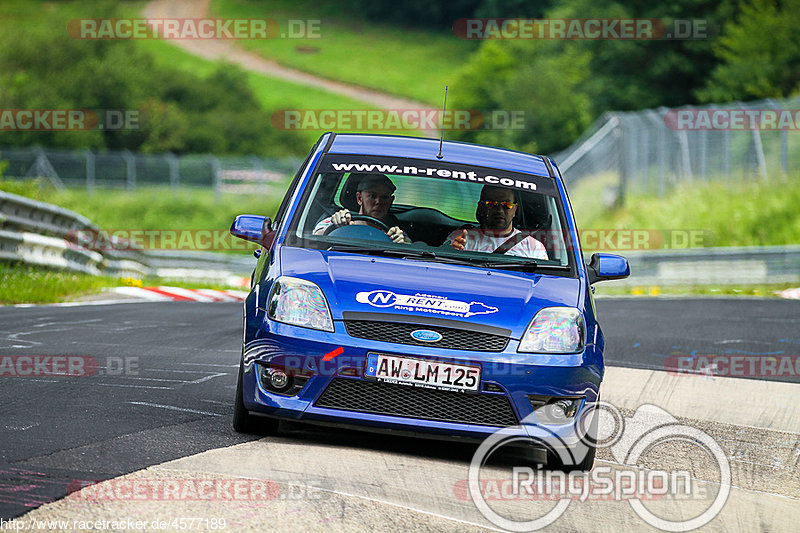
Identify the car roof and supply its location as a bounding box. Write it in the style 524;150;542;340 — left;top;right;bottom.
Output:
326;133;553;178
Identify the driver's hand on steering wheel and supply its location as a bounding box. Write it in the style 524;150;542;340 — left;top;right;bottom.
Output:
330;209;352;228
386;226;408;244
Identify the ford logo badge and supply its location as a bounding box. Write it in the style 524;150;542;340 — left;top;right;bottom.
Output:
410;329;442;343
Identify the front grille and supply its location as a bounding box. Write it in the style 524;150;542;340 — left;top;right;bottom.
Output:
344;320;509;351
315;378;519;427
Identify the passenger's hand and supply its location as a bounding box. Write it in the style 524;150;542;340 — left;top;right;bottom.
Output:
330;209;352;228
386;226;407;244
451;229;468;250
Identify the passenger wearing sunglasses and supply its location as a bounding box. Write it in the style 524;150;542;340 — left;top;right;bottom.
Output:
445;185;548;259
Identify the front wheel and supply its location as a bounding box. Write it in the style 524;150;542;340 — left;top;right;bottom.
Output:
233;360;279;435
546;404;599;471
547;443;596;472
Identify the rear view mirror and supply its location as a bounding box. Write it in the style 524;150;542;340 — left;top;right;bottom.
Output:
230;215;276;249
587;253;630;284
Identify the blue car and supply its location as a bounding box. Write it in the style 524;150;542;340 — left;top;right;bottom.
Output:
230;133;629;470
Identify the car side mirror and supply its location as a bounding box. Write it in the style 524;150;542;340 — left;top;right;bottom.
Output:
586;253;630;284
230;215;276;249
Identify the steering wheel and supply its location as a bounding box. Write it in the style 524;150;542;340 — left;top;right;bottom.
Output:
322;214;390;236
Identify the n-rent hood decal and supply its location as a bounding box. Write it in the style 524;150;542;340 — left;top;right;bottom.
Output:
355;290;498;319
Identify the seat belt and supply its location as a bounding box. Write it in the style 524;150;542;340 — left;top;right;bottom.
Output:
493;232;528;254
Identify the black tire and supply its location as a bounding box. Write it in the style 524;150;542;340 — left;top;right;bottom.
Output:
548;443;596;472
546;405;599;472
233;361;279;435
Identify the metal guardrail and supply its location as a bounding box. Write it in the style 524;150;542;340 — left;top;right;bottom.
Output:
0;191;254;284
2;190;798;287
589;246;800;287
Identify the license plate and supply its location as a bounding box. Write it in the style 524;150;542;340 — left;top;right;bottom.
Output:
364;353;481;392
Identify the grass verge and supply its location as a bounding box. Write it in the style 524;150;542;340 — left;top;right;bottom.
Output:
1;263;121;304
0;263;239;305
594;282;798;298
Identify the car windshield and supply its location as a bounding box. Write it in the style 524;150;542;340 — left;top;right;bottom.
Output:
286;154;575;274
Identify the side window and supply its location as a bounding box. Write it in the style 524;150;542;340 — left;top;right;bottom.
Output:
272;139;320;231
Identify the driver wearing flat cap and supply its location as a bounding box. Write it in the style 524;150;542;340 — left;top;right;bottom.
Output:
313;174;410;243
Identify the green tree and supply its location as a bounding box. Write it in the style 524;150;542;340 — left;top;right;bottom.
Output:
699;0;800;101
450;0;733;153
0;3;305;156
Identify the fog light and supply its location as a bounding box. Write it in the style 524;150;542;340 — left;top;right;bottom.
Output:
549;399;575;421
269;370;289;389
262;368;292;392
258;364;310;396
528;395;583;425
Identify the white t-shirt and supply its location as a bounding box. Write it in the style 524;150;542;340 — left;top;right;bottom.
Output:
445;228;548;259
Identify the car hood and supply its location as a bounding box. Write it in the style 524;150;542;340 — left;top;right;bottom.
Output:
279;246;582;338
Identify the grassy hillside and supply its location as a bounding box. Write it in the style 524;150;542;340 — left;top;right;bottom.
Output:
134;33;377;144
210;0;475;105
570;175;800;248
0;179;283;235
0;0;385;153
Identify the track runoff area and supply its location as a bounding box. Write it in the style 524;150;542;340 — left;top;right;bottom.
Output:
1;298;798;531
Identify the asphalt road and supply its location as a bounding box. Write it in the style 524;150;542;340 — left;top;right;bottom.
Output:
0;303;253;519
597;297;800;384
0;298;797;520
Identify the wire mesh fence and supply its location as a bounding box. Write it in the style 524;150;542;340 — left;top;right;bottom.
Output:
0;146;302;192
3;97;798;200
552;97;800;204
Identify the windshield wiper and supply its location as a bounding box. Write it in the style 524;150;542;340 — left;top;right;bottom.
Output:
326;245;475;265
326;245;568;271
479;260;571;272
327;244;434;258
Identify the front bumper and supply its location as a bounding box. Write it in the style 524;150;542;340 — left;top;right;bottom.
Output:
241;319;603;444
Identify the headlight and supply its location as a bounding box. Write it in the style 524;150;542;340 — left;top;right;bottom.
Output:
267;276;334;332
518;307;584;353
